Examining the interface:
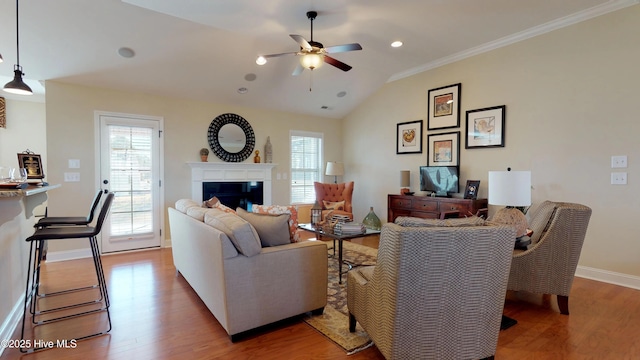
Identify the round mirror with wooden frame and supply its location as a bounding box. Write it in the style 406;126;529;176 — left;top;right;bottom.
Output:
207;113;255;162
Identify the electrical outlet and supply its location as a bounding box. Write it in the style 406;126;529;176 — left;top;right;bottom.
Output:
611;155;627;168
64;172;81;182
611;172;627;185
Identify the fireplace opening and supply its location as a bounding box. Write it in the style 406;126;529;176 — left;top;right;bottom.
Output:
203;181;264;211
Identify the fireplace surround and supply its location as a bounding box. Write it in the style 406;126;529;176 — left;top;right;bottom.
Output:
188;162;276;206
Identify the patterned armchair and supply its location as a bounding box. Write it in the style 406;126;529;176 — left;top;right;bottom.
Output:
508;201;592;314
313;181;354;220
347;222;516;360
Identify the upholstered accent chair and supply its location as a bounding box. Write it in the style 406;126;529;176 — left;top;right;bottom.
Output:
313;181;354;220
348;222;516;360
508;201;592;315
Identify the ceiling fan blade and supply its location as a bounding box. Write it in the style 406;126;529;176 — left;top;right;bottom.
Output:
324;55;353;72
290;34;312;51
262;51;297;59
325;43;362;54
292;64;305;76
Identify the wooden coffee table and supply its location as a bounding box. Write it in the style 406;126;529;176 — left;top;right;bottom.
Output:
298;223;381;284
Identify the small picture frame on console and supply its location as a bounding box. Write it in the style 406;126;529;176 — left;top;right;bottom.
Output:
464;180;480;199
17;153;45;179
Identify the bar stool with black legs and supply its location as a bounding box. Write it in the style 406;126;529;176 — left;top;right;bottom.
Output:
35;189;103;228
20;192;114;353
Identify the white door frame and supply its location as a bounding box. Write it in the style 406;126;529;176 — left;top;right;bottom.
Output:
94;110;165;253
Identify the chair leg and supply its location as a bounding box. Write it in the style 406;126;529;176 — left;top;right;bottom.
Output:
349;313;357;332
558;295;569;315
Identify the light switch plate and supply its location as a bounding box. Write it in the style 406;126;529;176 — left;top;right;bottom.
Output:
64;172;81;182
611;172;627;185
68;159;80;168
611;155;627;168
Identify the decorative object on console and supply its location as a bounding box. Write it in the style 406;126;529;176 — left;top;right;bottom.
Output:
199;147;209;162
253;150;260;163
264;136;273;163
488;168;531;237
400;170;412;195
0;97;6;128
464;180;480;199
465;105;506;148
3;0;33;95
362;207;381;231
325;161;344;183
207;113;255;162
427;83;461;130
311;201;322;225
427;131;460;166
396;120;423;154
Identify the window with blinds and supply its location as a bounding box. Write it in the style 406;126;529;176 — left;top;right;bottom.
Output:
290;131;323;204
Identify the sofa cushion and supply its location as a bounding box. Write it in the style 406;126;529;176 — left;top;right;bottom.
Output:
252;204;300;242
237;208;291;247
185;206;217;222
204;211;261;257
175;198;200;213
527;200;558;245
395;216;486;227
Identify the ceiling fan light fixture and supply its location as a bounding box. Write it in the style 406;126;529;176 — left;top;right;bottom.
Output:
256;56;267;65
4;66;33;95
300;53;323;70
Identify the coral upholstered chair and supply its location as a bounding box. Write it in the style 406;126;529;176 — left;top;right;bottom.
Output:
313;181;354;220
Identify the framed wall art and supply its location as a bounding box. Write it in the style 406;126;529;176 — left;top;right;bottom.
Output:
17;153;45;179
396;120;423;154
464;180;481;199
465;105;506;148
427;131;459;166
427;83;461;130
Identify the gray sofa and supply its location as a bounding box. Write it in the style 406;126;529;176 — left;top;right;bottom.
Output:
168;199;328;340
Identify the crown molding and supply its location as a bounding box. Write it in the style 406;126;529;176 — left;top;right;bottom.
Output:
388;0;640;83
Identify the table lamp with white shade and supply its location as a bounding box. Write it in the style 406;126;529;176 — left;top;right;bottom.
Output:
488;168;531;237
325;161;344;184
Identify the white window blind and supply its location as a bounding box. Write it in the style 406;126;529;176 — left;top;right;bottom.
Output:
290;131;323;204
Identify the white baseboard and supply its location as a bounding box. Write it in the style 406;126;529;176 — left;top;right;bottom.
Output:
45;248;93;263
576;265;640;290
0;294;25;358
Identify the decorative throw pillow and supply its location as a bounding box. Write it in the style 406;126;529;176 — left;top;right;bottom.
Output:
237;208;291;247
527;201;558;245
203;211;261;257
175;198;201;213
252;204;300;242
395;216;486;227
323;200;345;211
203;196;236;214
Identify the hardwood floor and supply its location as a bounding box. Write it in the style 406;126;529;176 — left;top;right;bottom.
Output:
2;237;639;359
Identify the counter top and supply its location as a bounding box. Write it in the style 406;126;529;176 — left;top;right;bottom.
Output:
0;184;61;198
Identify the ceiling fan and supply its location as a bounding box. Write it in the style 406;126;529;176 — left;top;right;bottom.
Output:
256;11;362;76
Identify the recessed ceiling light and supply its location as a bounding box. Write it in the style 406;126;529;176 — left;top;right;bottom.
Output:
256;56;267;65
237;87;248;94
391;41;403;48
117;47;135;58
337;91;347;98
244;73;257;81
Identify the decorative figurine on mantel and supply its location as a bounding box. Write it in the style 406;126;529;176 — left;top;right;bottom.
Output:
265;136;273;163
254;150;261;163
200;148;209;162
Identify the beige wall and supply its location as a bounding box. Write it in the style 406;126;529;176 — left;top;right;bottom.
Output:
343;6;640;276
43;82;342;253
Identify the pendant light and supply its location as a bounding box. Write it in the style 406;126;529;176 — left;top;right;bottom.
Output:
3;0;33;95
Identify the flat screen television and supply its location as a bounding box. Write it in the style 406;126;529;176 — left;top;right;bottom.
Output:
419;166;459;197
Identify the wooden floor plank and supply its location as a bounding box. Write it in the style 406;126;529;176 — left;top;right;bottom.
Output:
2;239;639;359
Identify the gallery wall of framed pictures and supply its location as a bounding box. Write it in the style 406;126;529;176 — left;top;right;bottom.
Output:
394;80;508;196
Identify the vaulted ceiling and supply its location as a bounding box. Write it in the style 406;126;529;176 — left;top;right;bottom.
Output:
0;0;634;118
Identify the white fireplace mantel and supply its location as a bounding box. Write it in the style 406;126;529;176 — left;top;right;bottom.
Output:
187;162;277;204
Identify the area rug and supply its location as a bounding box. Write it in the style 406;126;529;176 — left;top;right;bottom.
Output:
303;240;378;354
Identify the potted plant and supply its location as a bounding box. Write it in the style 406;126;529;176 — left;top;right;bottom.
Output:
200;148;209;162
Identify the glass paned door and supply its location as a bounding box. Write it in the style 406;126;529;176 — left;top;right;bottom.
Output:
99;114;162;253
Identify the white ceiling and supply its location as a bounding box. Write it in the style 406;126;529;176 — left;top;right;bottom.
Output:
0;0;635;118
